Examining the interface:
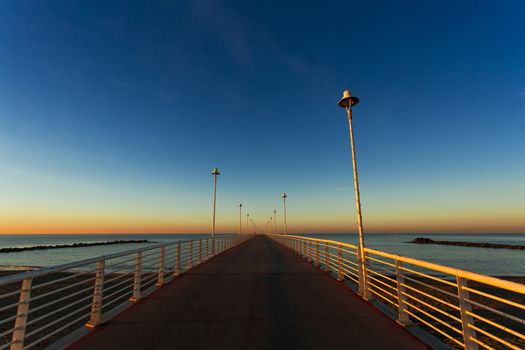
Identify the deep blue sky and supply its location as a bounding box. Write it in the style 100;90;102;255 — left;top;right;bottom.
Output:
1;1;524;233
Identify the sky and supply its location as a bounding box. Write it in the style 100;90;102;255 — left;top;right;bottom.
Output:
0;0;524;234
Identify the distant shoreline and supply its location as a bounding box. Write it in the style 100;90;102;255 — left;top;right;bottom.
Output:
0;239;153;253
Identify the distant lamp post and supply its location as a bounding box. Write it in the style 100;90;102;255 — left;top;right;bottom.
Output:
247;214;250;235
281;193;288;235
239;203;242;235
269;216;273;234
211;168;220;238
273;210;277;234
338;89;369;298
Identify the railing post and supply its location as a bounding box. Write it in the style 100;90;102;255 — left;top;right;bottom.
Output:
337;244;343;281
156;246;165;287
206;238;209;260
10;278;32;350
86;260;105;328
212;237;215;256
199;240;203;264
188;242;193;269
174;242;181;276
324;244;330;272
357;248;372;299
130;252;141;302
302;240;306;258
457;276;478;350
395;260;410;326
305;242;309;261
315;242;320;267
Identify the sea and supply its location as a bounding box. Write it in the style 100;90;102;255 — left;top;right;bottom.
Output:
0;233;524;276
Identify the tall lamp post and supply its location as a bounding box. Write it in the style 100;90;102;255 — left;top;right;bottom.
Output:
281;193;288;235
239;203;242;235
269;216;273;234
211;168;220;238
246;214;250;235
211;168;220;256
338;89;369;299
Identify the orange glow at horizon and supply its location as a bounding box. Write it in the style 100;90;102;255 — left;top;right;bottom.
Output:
1;208;524;234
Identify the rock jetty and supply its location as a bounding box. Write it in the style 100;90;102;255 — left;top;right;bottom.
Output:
411;237;525;250
0;240;152;253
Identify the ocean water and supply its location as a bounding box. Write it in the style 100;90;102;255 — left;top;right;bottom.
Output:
0;233;524;276
0;234;207;268
301;233;525;276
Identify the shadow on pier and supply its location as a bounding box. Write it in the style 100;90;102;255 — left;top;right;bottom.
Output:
68;235;429;350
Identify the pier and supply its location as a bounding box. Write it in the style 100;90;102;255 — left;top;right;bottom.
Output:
67;235;427;350
0;234;524;350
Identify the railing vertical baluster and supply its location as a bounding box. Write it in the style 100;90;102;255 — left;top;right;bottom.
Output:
130;252;142;302
315;242;320;267
357;248;372;299
302;240;305;258
188;242;193;269
10;278;32;350
395;260;410;326
86;260;105;328
324;244;330;272
457;276;478;350
199;240;203;264
156;246;165;287
306;242;311;261
206;238;209;260
174;242;181;276
337;245;343;281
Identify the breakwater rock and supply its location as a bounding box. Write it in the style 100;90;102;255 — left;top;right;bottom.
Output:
411;237;525;250
0;240;153;253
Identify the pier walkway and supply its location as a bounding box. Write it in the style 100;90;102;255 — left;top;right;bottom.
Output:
68;235;428;350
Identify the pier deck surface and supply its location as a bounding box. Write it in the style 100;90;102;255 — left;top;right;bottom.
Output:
69;235;429;350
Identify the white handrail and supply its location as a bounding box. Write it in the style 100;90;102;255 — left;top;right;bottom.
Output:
0;234;252;350
268;234;525;350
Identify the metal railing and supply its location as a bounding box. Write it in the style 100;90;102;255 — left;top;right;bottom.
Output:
268;234;525;350
0;235;251;350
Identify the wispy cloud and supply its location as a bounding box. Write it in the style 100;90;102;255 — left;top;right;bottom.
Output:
337;187;350;191
188;0;310;73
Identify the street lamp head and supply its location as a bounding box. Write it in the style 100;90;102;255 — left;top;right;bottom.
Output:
281;192;287;199
273;210;276;214
211;167;220;176
338;89;359;109
239;203;242;207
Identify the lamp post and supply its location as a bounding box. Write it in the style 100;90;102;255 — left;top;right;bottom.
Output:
269;216;273;234
211;168;220;238
338;89;369;299
246;214;250;235
273;210;277;234
239;203;242;235
281;193;288;235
